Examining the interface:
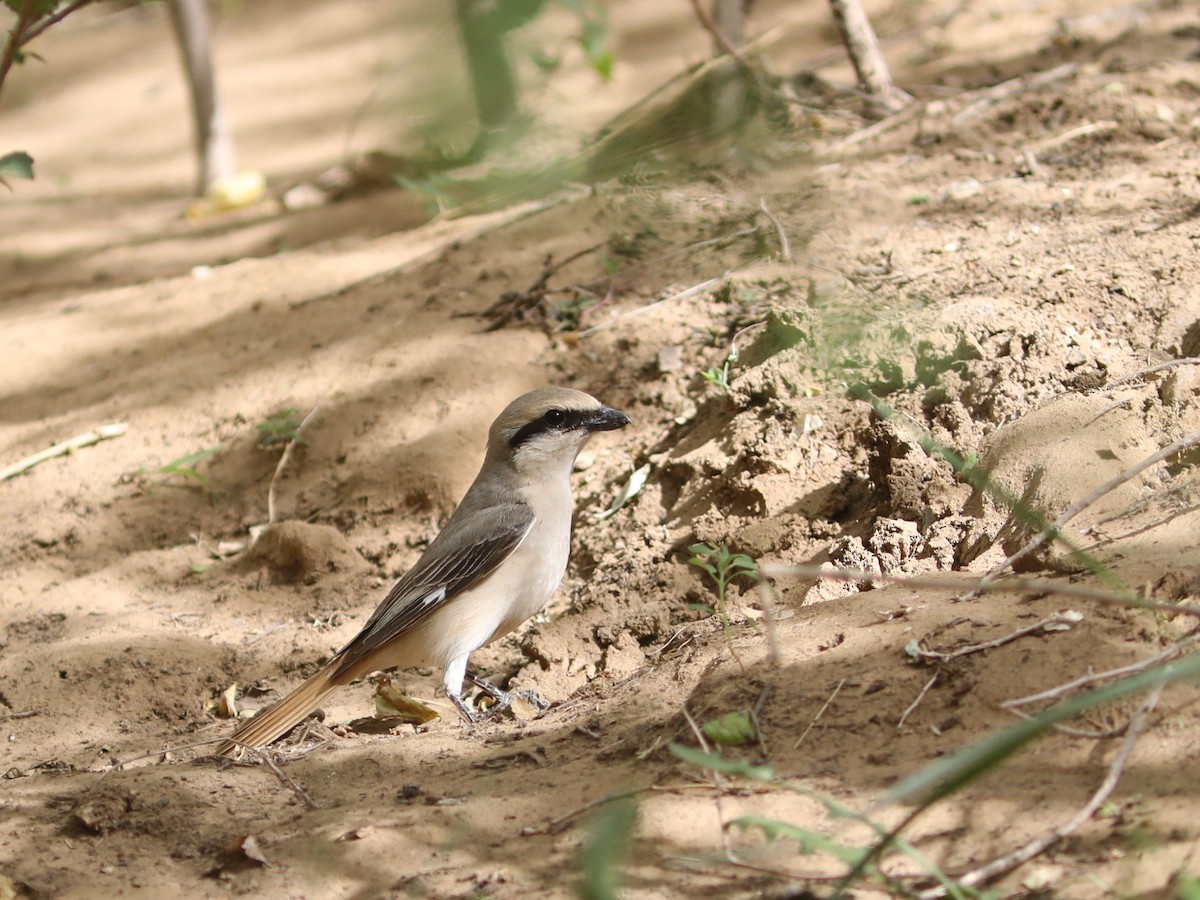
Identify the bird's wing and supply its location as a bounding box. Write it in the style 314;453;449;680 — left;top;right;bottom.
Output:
333;498;535;674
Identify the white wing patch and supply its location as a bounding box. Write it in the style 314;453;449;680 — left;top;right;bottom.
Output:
421;586;447;607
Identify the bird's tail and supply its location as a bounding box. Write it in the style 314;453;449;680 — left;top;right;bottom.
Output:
215;663;342;757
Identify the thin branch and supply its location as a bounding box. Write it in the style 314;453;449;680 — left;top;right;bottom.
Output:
975;428;1200;589
897;672;938;731
520;787;651;836
0;423;128;482
1003;703;1128;739
1105;357;1200;391
577;274;728;338
0;710;38;721
918;684;1164;898
828;0;910;115
1030;119;1118;157
757;198;792;261
911;610;1082;663
758;562;1200;618
0;0;38;94
1003;634;1200;708
795;677;845;749
950;62;1077;127
266;405;320;525
16;0;94;47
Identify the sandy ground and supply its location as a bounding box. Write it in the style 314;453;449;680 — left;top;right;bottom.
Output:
3;0;1200;897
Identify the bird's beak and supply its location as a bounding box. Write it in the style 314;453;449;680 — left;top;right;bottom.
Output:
584;406;631;432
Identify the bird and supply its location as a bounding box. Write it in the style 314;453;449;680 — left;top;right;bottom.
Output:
216;387;630;756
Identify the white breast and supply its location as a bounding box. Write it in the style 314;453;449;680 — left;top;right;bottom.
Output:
394;477;575;670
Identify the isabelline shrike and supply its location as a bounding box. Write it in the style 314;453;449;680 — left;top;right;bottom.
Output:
217;387;629;755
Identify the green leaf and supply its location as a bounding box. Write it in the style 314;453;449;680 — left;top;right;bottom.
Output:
495;0;545;32
888;652;1200;806
162;445;222;470
1174;874;1200;900
668;742;774;781
579;796;637;900
728;554;757;572
145;444;223;485
702;709;757;746
730;816;870;864
0;150;35;181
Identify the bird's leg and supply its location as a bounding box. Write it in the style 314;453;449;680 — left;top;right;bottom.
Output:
468;671;550;715
448;690;479;724
443;653;478;724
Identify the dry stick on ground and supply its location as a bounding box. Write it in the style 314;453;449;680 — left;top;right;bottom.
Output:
0;423;128;482
757;198;792;261
482;240;606;330
972;428;1200;592
794;677;845;749
896;673;938;731
1003;703;1129;741
827;101;925;152
827;0;910;115
100;737;317;809
577;274;729;338
266;405;321;526
950;62;1078;127
1003;633;1200;709
520;786;651;836
916;684;1165;899
1031;120;1118;157
758;563;1200;619
1104;357;1200;391
911;610;1083;663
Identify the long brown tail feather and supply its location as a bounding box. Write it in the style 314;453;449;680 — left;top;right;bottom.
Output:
215;665;341;757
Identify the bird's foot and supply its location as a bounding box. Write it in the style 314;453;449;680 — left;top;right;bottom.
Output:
466;673;550;719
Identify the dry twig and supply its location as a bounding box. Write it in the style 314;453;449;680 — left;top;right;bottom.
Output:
578;274;728;338
897;673;938;731
974;428;1200;590
1031;120;1118;157
0;423;127;482
910;611;1083;663
1003;634;1200;708
759;562;1200;618
483;241;605;331
950;62;1077;127
795;677;845;749
757;198;792;261
916;684;1164;898
266;404;321;525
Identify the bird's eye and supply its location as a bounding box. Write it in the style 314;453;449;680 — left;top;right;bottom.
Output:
543;408;566;426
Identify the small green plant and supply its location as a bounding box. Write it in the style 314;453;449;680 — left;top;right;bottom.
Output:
256;408;305;450
688;542;757;643
578;796;638;900
142;444;223;488
669;743;982;898
702;708;756;746
0;150;34;189
700;344;738;396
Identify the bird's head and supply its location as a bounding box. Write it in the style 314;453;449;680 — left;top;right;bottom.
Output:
488;387;630;478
